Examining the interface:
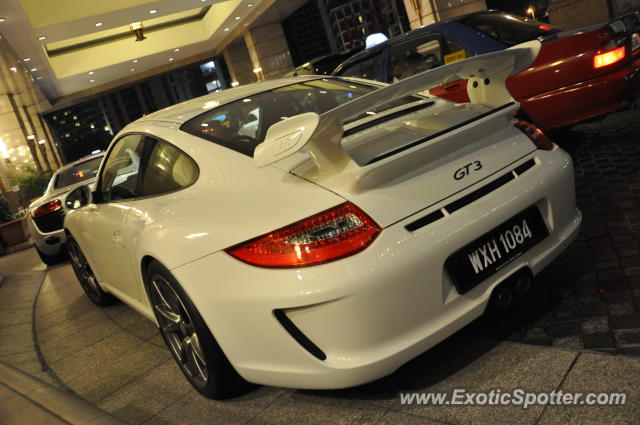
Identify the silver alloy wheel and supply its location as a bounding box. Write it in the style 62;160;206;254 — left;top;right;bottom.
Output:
150;275;208;387
68;240;102;299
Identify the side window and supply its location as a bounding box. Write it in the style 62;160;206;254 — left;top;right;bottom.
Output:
388;34;443;82
98;134;145;202
442;36;468;64
140;138;199;197
337;51;383;81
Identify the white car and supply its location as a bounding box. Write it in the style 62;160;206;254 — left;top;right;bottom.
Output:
27;153;104;264
64;42;581;398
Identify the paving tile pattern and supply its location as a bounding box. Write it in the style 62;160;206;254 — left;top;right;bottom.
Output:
502;110;640;356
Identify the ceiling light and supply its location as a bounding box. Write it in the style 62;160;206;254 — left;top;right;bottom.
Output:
248;3;253;6
169;57;174;61
37;36;46;41
234;16;240;20
132;59;138;63
95;22;103;27
30;68;37;72
224;27;230;31
23;58;31;62
90;79;95;83
174;48;180;52
0;18;6;23
38;139;46;145
27;135;35;140
252;67;262;73
36;76;42;80
130;68;135;71
88;71;94;75
231;81;239;87
9;67;16;72
149;9;158;14
130;22;146;41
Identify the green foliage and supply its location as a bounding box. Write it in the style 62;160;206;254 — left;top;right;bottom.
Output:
12;166;52;203
0;196;13;223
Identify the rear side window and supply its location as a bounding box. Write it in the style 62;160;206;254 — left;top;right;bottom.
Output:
388;34;444;82
460;13;558;46
140;138;199;196
335;50;384;81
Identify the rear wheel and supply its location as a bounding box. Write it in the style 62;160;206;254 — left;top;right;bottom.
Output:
35;245;66;266
67;236;117;306
145;260;248;399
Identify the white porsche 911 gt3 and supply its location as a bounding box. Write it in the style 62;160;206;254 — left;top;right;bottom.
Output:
64;41;581;398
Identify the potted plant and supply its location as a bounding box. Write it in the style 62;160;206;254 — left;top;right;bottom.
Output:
0;195;29;248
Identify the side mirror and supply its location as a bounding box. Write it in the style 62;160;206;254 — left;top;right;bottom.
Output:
65;185;93;209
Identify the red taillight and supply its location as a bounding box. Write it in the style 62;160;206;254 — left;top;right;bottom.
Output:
538;25;553;31
226;202;381;268
514;120;554;151
31;199;62;218
593;45;626;69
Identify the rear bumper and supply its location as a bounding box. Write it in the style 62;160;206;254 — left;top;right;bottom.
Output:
519;58;640;130
172;147;580;390
26;216;65;255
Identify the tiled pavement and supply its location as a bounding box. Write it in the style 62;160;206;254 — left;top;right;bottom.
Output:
1;110;640;424
503;110;640;355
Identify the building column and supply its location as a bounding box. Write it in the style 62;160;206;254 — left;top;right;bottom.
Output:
244;22;294;81
403;0;486;29
222;40;257;86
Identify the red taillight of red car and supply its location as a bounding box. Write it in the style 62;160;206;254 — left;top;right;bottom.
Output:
226;202;381;268
514;120;554;151
31;199;62;218
593;45;626;69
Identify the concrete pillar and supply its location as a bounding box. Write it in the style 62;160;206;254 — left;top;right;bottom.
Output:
403;0;487;30
244;22;294;81
222;40;257;86
548;0;610;30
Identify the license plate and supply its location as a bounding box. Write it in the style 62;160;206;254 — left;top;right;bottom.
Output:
445;206;548;294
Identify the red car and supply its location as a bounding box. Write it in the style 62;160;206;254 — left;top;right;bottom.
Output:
334;11;640;132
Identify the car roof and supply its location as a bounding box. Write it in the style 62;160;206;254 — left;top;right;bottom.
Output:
136;76;324;125
335;10;500;69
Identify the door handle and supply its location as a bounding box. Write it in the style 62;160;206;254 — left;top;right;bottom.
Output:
112;231;124;248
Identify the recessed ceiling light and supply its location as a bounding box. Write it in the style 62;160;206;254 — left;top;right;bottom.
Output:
132;59;138;63
0;18;6;23
23;58;31;62
88;71;94;75
9;67;17;72
169;57;174;61
37;36;46;41
234;16;240;20
130;68;135;71
90;79;95;83
30;68;37;72
95;22;103;27
149;9;158;14
248;3;253;6
174;48;180;52
224;27;230;32
36;76;42;80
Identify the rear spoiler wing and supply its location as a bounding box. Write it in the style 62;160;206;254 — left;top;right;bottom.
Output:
254;40;541;174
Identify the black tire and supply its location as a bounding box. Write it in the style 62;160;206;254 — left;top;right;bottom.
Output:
145;260;249;399
35;245;66;266
67;235;117;307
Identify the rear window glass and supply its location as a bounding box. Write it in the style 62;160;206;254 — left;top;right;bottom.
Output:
181;79;420;157
54;157;102;189
461;13;558;46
